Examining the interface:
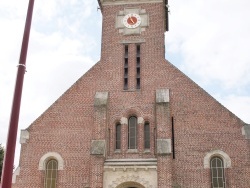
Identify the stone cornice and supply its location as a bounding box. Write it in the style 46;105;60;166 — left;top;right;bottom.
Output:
104;158;157;166
20;130;29;144
99;0;163;6
242;124;250;139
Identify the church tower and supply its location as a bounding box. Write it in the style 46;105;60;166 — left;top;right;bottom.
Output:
92;1;170;187
98;0;168;91
12;0;250;188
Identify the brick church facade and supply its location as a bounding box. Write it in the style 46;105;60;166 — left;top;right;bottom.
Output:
12;0;250;187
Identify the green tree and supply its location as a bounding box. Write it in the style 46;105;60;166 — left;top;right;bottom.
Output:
0;144;4;181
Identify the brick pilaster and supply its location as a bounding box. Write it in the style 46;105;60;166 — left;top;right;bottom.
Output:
90;92;109;187
155;89;172;187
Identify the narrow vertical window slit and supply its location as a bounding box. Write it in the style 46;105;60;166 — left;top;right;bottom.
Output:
116;124;121;150
136;45;140;89
144;122;150;149
128;116;137;149
124;45;129;90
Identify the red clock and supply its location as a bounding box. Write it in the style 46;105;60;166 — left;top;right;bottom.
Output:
123;13;142;29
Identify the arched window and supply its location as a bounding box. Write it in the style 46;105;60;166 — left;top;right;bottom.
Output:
116;123;121;150
144;122;150;149
210;157;226;188
128;116;137;149
45;159;58;188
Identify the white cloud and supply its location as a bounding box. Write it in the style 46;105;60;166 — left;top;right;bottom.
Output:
167;0;250;89
216;95;250;123
34;0;58;20
0;0;100;167
166;0;250;124
0;0;28;18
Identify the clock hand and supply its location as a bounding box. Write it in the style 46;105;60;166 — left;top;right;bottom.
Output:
129;16;135;24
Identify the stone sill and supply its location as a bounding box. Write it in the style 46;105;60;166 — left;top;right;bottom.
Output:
114;149;121;153
122;89;141;92
104;158;157;166
127;149;138;153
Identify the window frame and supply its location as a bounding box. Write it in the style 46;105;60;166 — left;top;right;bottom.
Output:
115;123;121;150
210;156;226;188
136;44;141;89
144;122;150;149
128;116;137;149
124;45;129;90
44;159;58;188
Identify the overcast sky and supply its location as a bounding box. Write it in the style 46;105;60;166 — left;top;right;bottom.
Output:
0;0;249;167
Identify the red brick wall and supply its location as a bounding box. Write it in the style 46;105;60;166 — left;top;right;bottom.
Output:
13;1;250;188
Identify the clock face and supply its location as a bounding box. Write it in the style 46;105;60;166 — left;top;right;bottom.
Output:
122;13;142;29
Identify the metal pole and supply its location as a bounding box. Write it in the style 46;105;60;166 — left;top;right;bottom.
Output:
0;0;35;187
